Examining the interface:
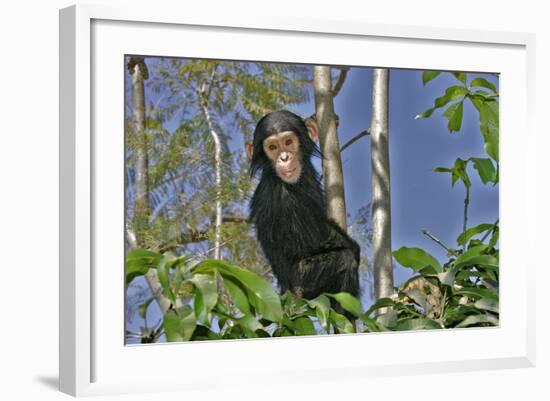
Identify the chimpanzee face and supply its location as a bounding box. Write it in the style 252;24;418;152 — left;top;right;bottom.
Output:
246;110;319;185
262;131;302;183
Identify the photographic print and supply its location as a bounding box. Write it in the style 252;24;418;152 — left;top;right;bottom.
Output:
124;56;499;344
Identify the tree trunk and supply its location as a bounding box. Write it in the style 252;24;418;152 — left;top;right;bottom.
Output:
313;66;347;230
370;68;394;303
199;88;223;260
128;57;150;244
127;57;172;314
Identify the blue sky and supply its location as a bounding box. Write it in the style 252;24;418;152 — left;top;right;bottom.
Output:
317;67;499;288
125;59;499;342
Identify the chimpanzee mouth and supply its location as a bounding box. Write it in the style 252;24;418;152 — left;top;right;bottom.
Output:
283;167;297;176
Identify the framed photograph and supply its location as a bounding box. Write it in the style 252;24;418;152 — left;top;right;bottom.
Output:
59;4;535;396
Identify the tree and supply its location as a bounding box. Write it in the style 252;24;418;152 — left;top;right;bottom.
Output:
370;68;394;303
197;70;223;259
312;66;348;230
143;59;310;268
127;56;172;314
125;58;311;342
127;57;150;245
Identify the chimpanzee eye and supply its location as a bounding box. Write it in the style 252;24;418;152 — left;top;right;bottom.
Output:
285;139;293;146
268;144;277;151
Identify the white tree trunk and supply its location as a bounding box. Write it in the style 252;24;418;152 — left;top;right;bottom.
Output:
313;66;348;230
370;68;394;302
129;57;149;241
128;57;174;313
200;99;223;260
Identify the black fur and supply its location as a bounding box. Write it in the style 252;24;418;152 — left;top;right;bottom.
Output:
249;110;360;305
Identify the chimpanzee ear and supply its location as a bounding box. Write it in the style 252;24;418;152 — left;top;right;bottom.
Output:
305;118;319;143
245;141;254;160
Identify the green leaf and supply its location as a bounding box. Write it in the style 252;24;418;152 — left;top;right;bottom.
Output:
236;315;263;337
469;256;499;271
163;306;196;342
195;260;283;323
364;297;395;317
393;247;442;273
443;101;464;132
418;265;442;276
437;159;471;188
470;96;499;161
455;254;498;270
125;249;162;286
488;227;499;249
307;295;331;333
481;278;499;290
395;318;441;331
452;158;471;188
415;86;468;120
456;313;498;328
330;312;355;334
415;107;436;120
422;71;441;85
190;325;221;341
434;167;452;173
436;86;469;107
474;298;499;313
437;268;456;287
189;274;218;326
376;309;398;330
360;315;381;332
470;77;497;94
453;245;487;266
455;287;499;301
326;292;362;318
157;254;176;303
293;316;316;336
452;72;467;84
471;158;497;184
444;304;479;325
223;277;252;315
138;297;155;320
457;223;494;246
404;288;431;313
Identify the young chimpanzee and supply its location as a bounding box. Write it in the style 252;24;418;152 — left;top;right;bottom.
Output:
246;110;360;307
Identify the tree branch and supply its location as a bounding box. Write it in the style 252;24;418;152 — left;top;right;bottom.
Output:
126;226;138;249
332;67;349;97
421;229;457;256
339;129;370;154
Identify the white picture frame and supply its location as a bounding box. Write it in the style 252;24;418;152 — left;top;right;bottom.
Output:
59;4;536;397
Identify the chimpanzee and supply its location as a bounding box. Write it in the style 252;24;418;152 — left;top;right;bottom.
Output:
246;110;360;308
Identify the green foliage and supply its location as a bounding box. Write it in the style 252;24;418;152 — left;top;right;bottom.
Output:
422;71;441;85
416;71;499;161
126;214;499;343
390;223;499;329
125;250;163;287
435;156;498;188
393;247;443;273
395;74;500;329
456;223;494;246
126;58;310;273
126;253;381;341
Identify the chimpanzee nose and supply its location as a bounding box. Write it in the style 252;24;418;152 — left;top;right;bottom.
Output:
280;153;289;162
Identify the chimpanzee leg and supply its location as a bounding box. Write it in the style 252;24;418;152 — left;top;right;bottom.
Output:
295;252;358;327
293;248;359;314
